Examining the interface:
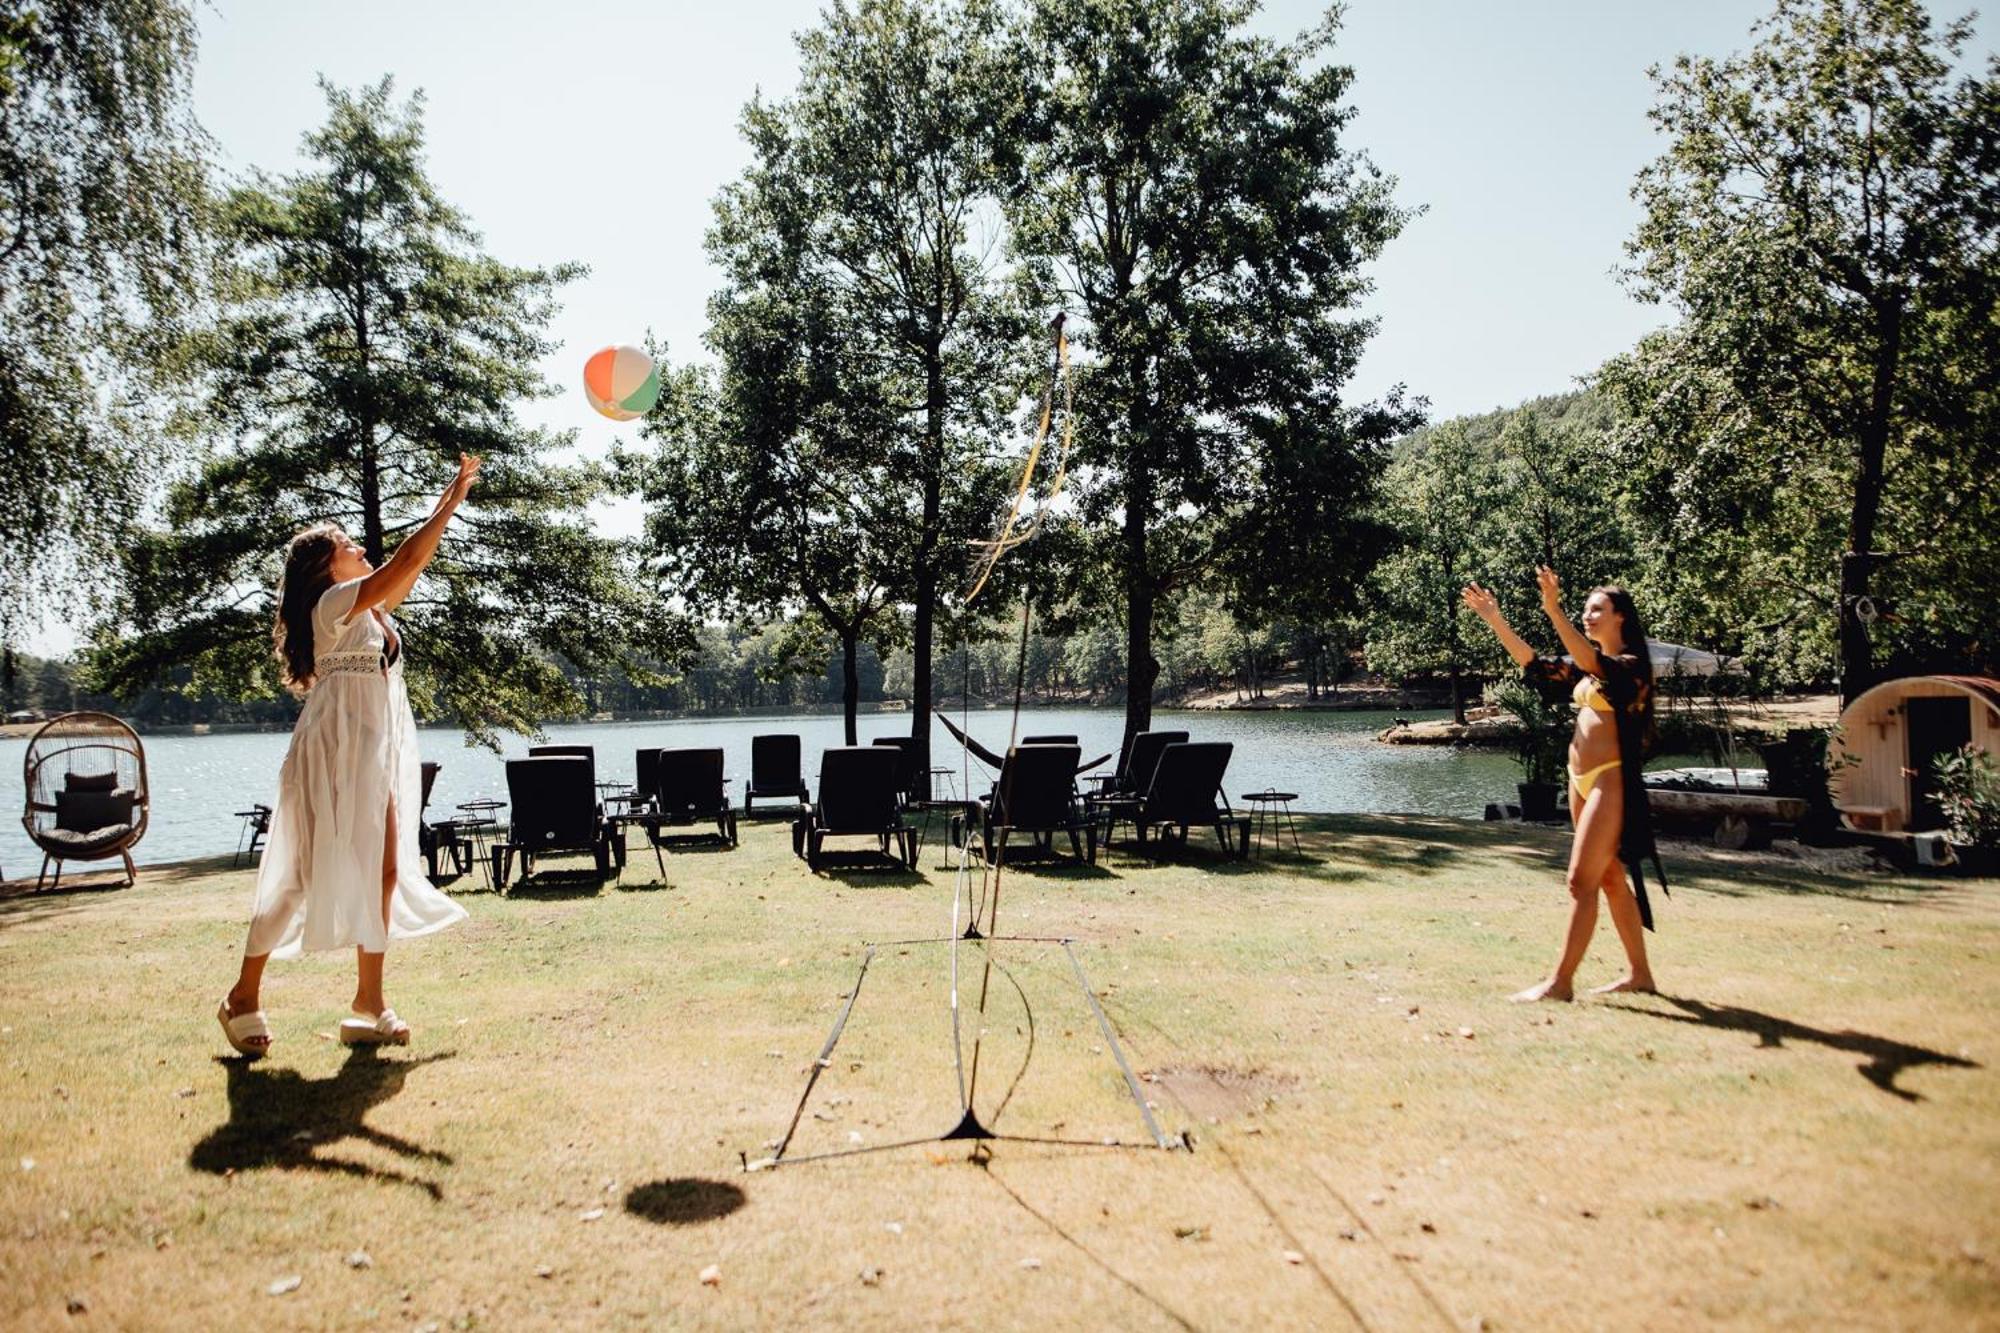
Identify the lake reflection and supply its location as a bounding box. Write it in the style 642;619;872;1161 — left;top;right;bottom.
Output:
0;707;1522;873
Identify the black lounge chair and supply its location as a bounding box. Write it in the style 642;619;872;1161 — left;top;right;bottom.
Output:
493;755;614;890
744;734;809;815
870;735;924;807
1084;729;1187;838
633;747;663;810
795;746;916;871
645;747;738;847
1116;741;1247;857
1112;730;1189;799
418;761;465;882
1020;733;1079;745
976;743;1094;863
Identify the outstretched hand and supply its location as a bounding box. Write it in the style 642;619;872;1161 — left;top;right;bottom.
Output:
1536;565;1564;614
453;452;483;495
1460;581;1500;620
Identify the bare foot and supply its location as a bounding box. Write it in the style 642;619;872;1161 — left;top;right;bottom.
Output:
1510;979;1573;1003
1587;976;1657;995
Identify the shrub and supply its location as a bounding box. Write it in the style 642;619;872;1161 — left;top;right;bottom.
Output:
1932;746;2000;849
1494;678;1571;787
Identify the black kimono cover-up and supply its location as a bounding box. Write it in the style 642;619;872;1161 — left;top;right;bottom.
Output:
1524;653;1670;931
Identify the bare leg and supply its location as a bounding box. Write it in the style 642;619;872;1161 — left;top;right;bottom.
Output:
1588;860;1656;994
354;800;395;1016
223;952;273;1052
1513;780;1624;1002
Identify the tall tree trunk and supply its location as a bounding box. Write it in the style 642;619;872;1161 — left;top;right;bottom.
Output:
1839;299;1902;706
1122;396;1158;749
910;353;944;776
841;629;860;745
1445;582;1467;726
354;280;383;565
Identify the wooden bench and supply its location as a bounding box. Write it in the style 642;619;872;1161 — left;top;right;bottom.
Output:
1839;804;1901;833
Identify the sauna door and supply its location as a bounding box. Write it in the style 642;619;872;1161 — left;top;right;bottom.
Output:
1906;695;1972;832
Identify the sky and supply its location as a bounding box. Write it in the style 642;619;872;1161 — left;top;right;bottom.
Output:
22;1;1994;656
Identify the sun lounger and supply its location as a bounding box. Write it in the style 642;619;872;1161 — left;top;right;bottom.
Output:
795;746;916;871
744;733;810;815
494;755;614;890
1106;741;1246;857
977;743;1094;863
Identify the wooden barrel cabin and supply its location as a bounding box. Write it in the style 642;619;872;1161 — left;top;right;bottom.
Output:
1829;675;2000;833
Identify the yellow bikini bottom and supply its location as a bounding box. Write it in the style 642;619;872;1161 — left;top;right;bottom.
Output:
1568;758;1620;800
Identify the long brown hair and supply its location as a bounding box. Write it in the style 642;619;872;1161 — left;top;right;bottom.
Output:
1592;584;1658;751
274;523;343;694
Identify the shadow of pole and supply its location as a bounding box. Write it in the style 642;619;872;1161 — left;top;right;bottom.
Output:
188;1049;457;1198
1611;995;1981;1101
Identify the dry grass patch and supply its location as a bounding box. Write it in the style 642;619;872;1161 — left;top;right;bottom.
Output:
1;814;1996;1329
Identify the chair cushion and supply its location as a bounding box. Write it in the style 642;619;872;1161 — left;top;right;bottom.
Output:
40;821;138;857
56;788;137;834
63;770;121;793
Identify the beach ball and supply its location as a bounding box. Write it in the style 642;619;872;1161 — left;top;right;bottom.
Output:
582;344;660;421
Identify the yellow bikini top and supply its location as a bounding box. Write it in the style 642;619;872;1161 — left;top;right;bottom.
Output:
1572;676;1614;715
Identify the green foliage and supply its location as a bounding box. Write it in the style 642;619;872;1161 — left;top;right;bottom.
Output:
1492;678;1571;787
1365;424;1487;714
0;0;212;637
1608;0;2000;695
764;0;1027;757
1005;0;1414;739
1931;745;2000;849
628;0;1031;745
90;79;684;743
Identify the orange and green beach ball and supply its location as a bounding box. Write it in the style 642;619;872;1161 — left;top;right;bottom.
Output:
582;344;661;422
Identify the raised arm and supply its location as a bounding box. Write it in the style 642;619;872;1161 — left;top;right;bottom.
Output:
1536;566;1602;676
355;453;481;614
1461;581;1537;667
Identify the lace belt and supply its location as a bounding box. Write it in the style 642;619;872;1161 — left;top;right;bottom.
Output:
316;650;389;677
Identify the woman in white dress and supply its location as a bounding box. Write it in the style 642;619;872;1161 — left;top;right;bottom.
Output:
216;454;480;1057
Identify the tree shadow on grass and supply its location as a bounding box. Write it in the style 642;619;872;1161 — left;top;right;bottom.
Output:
624;1177;746;1225
0;875;132;931
189;1049;456;1197
1660;856;1959;906
1609;995;1981;1102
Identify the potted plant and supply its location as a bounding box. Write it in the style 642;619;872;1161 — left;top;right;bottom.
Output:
1494;679;1571;822
1931;745;2000;876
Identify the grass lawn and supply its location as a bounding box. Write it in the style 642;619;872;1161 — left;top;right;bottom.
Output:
2;814;1996;1330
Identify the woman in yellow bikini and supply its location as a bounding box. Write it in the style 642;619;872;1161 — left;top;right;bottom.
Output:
1462;567;1665;1002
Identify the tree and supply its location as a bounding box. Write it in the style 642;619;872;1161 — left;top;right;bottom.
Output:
1;0;211;639
770;0;1024;772
1007;0;1413;749
1614;0;2000;700
91;80;682;740
1365;424;1490;723
628;333;904;744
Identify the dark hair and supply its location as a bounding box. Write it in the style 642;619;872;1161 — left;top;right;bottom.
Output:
1591;585;1657;750
274;523;343;694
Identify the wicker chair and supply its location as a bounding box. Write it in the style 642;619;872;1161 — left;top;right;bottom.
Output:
21;712;151;890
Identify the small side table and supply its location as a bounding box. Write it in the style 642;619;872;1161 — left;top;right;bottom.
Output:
1240;790;1301;855
455;799;508;890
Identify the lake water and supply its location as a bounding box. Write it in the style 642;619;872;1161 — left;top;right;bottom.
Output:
1;708;1523;876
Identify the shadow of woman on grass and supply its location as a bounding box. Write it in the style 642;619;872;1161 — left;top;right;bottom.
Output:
1612;995;1980;1102
189;1048;456;1198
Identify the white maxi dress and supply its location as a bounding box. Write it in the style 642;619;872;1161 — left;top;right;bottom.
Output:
244;578;467;959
